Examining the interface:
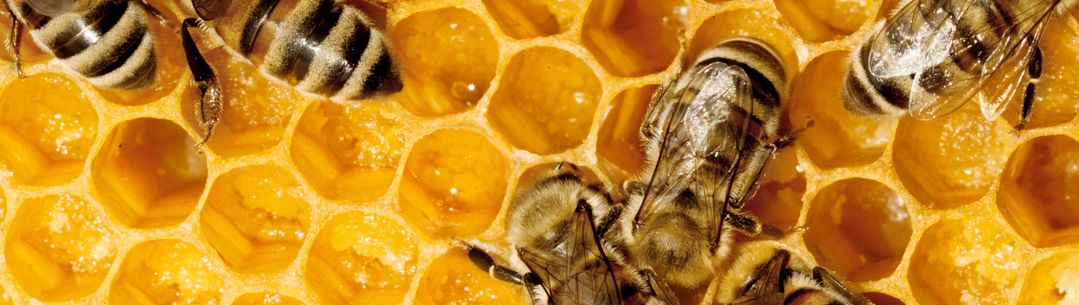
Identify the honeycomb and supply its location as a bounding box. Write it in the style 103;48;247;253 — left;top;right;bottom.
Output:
0;0;1076;304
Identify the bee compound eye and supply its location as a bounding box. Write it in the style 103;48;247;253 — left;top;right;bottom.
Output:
191;0;231;21
24;0;76;16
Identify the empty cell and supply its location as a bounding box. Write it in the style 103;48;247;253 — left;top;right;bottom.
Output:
482;0;580;39
305;212;418;305
998;136;1079;247
742;148;806;232
233;293;303;305
596;85;654;182
774;0;873;42
789;51;896;169
109;240;223;305
582;0;687;77
392;8;499;117
290;101;407;201
5;194;115;301
893;103;1012;209
1017;253;1079;305
488;47;601;155
398;129;508;237
91;118;207;228
201;165;310;273
413;249;527;305
0;73;97;186
181;47;300;157
688;10;799;82
805;178;910;281
909;217;1023;305
1000;16;1079;129
94;6;185;106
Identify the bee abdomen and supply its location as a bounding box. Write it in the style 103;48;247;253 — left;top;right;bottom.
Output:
29;0;157;89
262;0;401;102
843;43;910;116
695;39;785;137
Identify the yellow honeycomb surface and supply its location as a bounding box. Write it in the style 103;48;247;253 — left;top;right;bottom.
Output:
0;0;1076;304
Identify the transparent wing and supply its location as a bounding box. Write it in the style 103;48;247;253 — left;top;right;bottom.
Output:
519;206;622;305
634;62;752;245
975;19;1049;120
869;0;961;78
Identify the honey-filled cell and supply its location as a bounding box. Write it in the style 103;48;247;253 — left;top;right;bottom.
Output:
0;73;97;186
109;240;223;305
201;165;310;273
789;51;896;169
392;8;499;117
305;212;418;305
909;217;1024;305
91;118;207;228
181;47;301;157
413;249;527;305
1017;253;1079;305
581;0;687;77
998;135;1079;247
893;103;1012;209
290;101;407;201
773;0;874;42
5;194;115;301
398;129;508;237
488;47;601;155
232;293;304;305
596;85;654;183
482;0;581;39
742;147;806;232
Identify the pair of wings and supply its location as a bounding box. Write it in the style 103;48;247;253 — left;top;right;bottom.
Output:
518;205;623;305
868;0;1058;120
633;62;759;251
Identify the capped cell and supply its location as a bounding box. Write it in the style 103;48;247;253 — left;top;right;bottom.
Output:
582;0;687;77
998;136;1079;247
109;240;223;305
91;118;207;228
0;73;97;186
305;212;419;305
290;101;407;201
201;165;310;273
413;249;527;305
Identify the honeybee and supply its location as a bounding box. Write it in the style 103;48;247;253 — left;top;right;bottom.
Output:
464;163;678;305
609;38;806;294
714;247;871;305
181;0;403;143
2;0;171;88
843;0;1079;129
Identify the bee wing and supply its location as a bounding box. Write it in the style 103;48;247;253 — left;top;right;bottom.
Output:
633;63;750;233
518;205;622;305
902;0;1056;120
868;0;962;78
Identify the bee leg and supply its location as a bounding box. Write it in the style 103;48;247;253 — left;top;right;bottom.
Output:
464;244;525;284
812;267;871;304
3;0;23;78
723;211;785;239
181;18;223;147
631;268;678;305
1016;47;1042;131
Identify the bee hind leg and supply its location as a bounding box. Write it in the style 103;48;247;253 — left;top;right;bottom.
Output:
3;0;23;78
463;245;552;305
723;211;787;239
1016;47;1043;131
181;18;223;148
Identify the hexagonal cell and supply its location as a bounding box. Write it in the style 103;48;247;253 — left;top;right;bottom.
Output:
581;0;687;77
488;47;602;155
91;118;207;228
789;51;896;169
94;5;184;106
688;10;799;81
865;292;906;305
201;165;310;273
0;73;97;186
399;129;508;237
414;249;527;305
181;47;301;157
305;212;418;305
1017;253;1079;304
742;147;806;232
1000;15;1079;129
909;217;1023;305
4;194;115;301
997;136;1079;247
482;0;581;39
774;0;872;42
804;178;910;281
109;240;223;305
233;293;304;305
391;8;499;117
290;101;407;201
893;103;1011;209
596;85;654;183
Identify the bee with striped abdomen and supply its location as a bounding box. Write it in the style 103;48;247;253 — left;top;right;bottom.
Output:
182;0;403;144
608;38;808;299
464;163;679;305
844;0;1078;129
3;0;172;88
714;247;872;305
